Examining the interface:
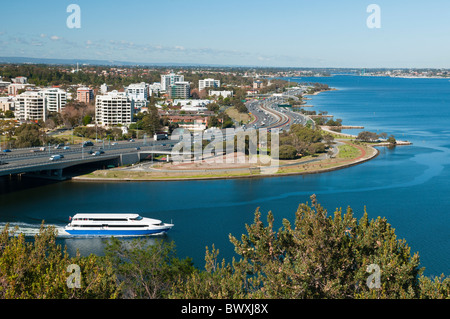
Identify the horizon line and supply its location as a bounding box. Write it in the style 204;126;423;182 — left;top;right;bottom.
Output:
0;56;449;71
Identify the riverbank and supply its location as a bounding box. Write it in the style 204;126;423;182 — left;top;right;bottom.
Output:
72;139;379;182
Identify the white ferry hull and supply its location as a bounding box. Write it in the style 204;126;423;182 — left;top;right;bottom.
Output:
64;225;173;237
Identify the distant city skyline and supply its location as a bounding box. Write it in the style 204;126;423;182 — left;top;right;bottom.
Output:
1;0;450;68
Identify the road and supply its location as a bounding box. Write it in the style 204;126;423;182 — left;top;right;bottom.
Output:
245;87;313;132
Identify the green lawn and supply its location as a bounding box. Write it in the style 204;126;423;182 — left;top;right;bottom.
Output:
337;144;360;159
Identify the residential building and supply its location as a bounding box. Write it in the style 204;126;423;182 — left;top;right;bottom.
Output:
166;115;209;131
173;99;212;108
149;82;163;96
7;83;35;96
126;82;148;101
0;77;11;94
161;72;184;92
100;83;109;94
199;78;220;91
169;81;190;99
125;82;148;109
174;99;212;112
39;88;67;113
95;90;134;127
11;76;28;84
253;80;264;89
77;87;94;104
0;97;15;112
16;91;46;121
208;90;233;98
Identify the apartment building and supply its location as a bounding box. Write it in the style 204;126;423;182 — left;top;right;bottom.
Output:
125;82;148;109
16;91;46;121
199;78;220;91
0;97;15;113
161;72;184;92
77;87;95;104
169;81;191;99
95;91;133;127
39;88;67;113
208;90;233;98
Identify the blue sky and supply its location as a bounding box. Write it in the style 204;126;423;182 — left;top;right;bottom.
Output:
1;0;450;68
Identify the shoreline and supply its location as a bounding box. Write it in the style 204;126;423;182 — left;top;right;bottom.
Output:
72;141;380;182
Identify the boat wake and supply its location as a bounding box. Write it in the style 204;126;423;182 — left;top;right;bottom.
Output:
0;222;69;237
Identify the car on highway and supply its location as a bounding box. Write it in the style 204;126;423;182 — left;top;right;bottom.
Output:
49;154;63;161
91;151;101;156
82;141;94;147
2;149;11;153
63;146;70;150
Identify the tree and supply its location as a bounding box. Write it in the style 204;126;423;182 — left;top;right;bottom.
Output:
104;237;195;299
4;110;14;118
13;123;43;148
387;135;397;145
357;131;379;142
279;144;298;159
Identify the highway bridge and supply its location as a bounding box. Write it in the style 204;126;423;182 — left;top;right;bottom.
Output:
0;140;178;180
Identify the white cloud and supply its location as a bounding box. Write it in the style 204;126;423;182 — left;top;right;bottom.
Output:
50;35;61;41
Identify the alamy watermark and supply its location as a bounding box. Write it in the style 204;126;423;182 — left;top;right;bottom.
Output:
367;4;381;29
366;263;381;289
170;127;280;175
66;4;81;29
66;264;81;288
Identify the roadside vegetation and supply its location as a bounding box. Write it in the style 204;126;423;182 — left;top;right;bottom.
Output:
1;196;448;299
279;124;334;159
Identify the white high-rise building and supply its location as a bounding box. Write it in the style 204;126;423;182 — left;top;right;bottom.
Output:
39;88;67;113
95;91;134;127
161;72;184;92
16;91;46;121
199;78;220;91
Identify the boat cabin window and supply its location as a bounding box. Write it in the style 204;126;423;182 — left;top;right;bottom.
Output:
130;216;143;221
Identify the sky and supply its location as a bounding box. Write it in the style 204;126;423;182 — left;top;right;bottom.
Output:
1;0;450;68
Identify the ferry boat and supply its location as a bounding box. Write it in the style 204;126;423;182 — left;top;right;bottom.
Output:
64;213;174;237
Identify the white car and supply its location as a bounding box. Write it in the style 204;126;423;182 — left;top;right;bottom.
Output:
49;155;63;161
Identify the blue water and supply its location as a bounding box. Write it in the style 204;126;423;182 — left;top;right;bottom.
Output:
0;75;449;277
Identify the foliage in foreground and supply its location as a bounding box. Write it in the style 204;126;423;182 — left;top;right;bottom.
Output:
0;196;449;299
171;195;450;299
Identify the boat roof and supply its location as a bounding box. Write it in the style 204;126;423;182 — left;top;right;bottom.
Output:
71;213;164;223
73;213;140;218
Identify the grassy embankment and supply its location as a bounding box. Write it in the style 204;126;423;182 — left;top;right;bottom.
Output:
75;140;377;181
